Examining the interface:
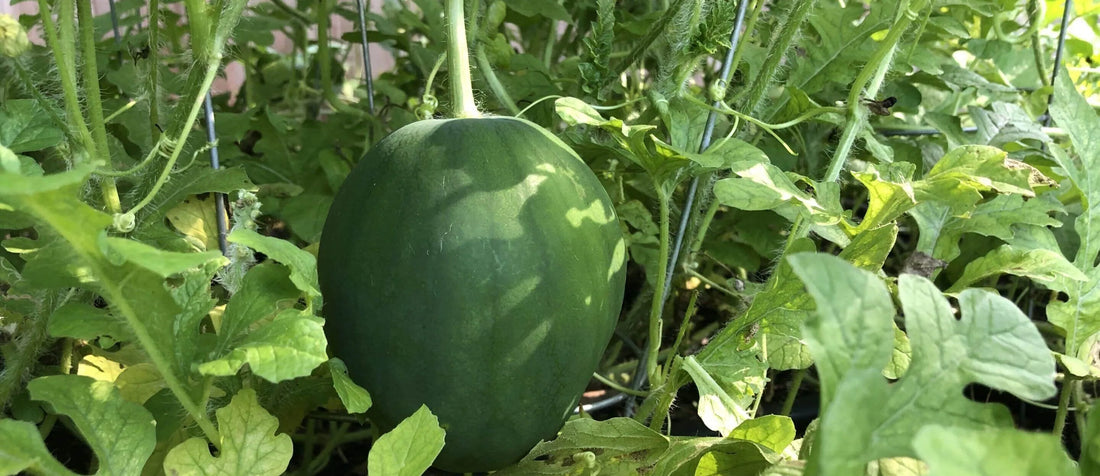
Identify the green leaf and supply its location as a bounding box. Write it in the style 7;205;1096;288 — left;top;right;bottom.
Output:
922;145;1034;196
367;405;447;476
713;163;847;245
946;245;1087;293
1054;352;1099;378
101;236;226;278
163;388;293;476
728;415;796;455
228;228;321;306
499;417;669;475
198;309;328;382
47;302;133;341
654;437;778;476
790;255;1057;475
0;420;76;476
682;354;761;436
170;261;223;378
690;339;769;433
910;194;1062;264
1050;67;1100;269
912;425;1076;476
1048;266;1100;360
1046;67;1100;360
849;166;917;234
554;97;691;192
27;375;156;475
329;358;372;414
698;238;817;371
0;99;64;153
780;3;892;101
212;262;299;354
503;0;570;20
789;254;896;408
694;137;770;168
555;97;611;127
131;167;255;251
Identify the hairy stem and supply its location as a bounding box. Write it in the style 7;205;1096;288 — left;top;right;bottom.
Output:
646;191;672;388
663;291;699;384
780;368;806;416
39;0;95;161
725;0;764;100
475;45;520;115
824;2;916;183
741;0;818;116
1053;377;1074;439
77;0;121;212
446;0;480;117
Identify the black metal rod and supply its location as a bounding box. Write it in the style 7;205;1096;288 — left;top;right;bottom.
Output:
876;126;979;137
661;0;751;311
204;92;230;256
354;0;376;113
1043;0;1073;127
106;0;122;46
618;0;753;417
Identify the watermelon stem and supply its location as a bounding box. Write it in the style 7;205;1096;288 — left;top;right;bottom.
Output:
445;0;481;118
645;191;672;388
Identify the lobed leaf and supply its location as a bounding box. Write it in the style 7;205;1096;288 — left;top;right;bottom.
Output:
946;245;1087;293
1046;67;1100;359
790;254;1057;475
163;388;293;476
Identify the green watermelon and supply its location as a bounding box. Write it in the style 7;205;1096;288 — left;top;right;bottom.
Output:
318;116;627;472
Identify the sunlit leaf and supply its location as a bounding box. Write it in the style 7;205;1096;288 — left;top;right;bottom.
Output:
367;405;447;476
163;388;293;476
913;425;1076;476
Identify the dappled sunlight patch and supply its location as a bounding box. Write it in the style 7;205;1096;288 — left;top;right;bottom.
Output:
565;200;615;228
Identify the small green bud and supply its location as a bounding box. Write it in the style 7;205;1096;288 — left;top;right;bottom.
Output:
707;79;728;103
485;1;507;32
0;14;30;58
113;212;136;232
416;94;438;120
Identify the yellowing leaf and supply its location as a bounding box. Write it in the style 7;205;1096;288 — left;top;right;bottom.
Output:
163;388;292;476
77;353;125;382
166;196;221;252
